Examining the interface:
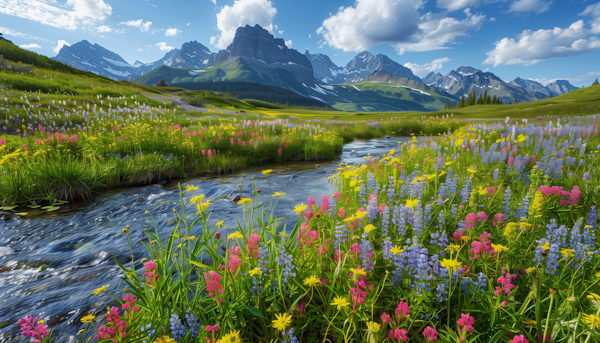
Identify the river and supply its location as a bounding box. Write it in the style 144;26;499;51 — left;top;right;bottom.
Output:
0;136;426;342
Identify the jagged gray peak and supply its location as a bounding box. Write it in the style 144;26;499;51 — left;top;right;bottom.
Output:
424;66;548;103
211;24;315;86
137;41;214;75
304;50;342;83
345;51;420;82
509;77;549;96
52;40;136;80
545;80;578;96
423;72;444;86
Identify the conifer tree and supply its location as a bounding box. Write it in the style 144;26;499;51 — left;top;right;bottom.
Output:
593;79;599;86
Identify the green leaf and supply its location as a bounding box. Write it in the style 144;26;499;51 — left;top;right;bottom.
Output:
185;259;209;269
0;206;17;211
244;305;266;319
45;206;60;212
14;212;28;216
27;205;41;208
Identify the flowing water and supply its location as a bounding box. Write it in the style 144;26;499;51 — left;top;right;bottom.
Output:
0;136;426;342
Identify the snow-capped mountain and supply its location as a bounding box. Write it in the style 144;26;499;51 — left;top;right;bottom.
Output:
136;41;215;75
304;51;420;84
423;67;549;103
304;50;343;83
52;40;138;80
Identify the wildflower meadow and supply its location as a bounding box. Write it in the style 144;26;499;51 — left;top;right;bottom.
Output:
12;114;600;343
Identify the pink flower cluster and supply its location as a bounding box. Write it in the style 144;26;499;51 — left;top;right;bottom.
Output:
121;294;140;312
469;232;494;259
350;274;368;315
423;326;438;342
298;222;319;249
509;335;529;343
227;246;243;274
246;233;260;259
388;328;409;342
495;270;517;301
204;270;223;300
143;261;159;285
395;301;410;322
538;185;582;206
16;317;50;343
0;139;5;145
457;313;475;341
94;307;128;342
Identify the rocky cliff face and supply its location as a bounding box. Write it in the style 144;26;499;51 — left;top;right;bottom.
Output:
304;50;343;83
137;41;214;75
211;25;315;86
52;40;137;80
545;80;579;96
509;77;550;97
345;51;421;82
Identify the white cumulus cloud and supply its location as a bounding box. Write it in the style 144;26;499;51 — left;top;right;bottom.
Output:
97;25;112;33
0;26;49;41
211;0;216;4
20;43;41;49
53;40;70;54
404;57;451;77
156;42;175;51
580;2;600;34
120;19;152;32
0;0;111;30
165;28;181;36
508;0;553;14
284;40;292;48
317;0;485;54
317;0;423;52
483;20;600;66
437;0;480;11
210;0;277;49
395;11;485;54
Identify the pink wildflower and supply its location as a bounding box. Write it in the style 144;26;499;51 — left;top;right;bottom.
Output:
16;317;50;343
395;301;410;321
510;335;529;343
381;312;392;323
423;326;438;342
321;195;330;212
143;261;159;285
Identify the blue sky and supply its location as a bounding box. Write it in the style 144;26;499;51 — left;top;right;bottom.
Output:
1;0;600;87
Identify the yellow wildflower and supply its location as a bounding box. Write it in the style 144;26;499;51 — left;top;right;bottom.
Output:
228;232;244;240
350;268;367;276
588;293;600;300
364;224;376;232
93;284;109;295
279;231;290;237
405;199;419;208
216;220;224;227
249;267;262;277
504;222;519;237
238;198;252;205
447;244;460;254
80;315;95;323
526;267;536;274
272;313;292;331
303;275;320;287
390;246;403;255
367;321;381;333
440;259;462;272
561;248;575;259
331;296;350;310
272;192;286;197
293;203;307;213
466;166;477;173
355;210;368;219
185;184;199;192
492;244;509;253
583;314;600;329
216;331;241;343
262;169;272;175
189;194;205;204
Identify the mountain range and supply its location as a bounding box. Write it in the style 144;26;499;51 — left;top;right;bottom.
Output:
51;24;578;112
